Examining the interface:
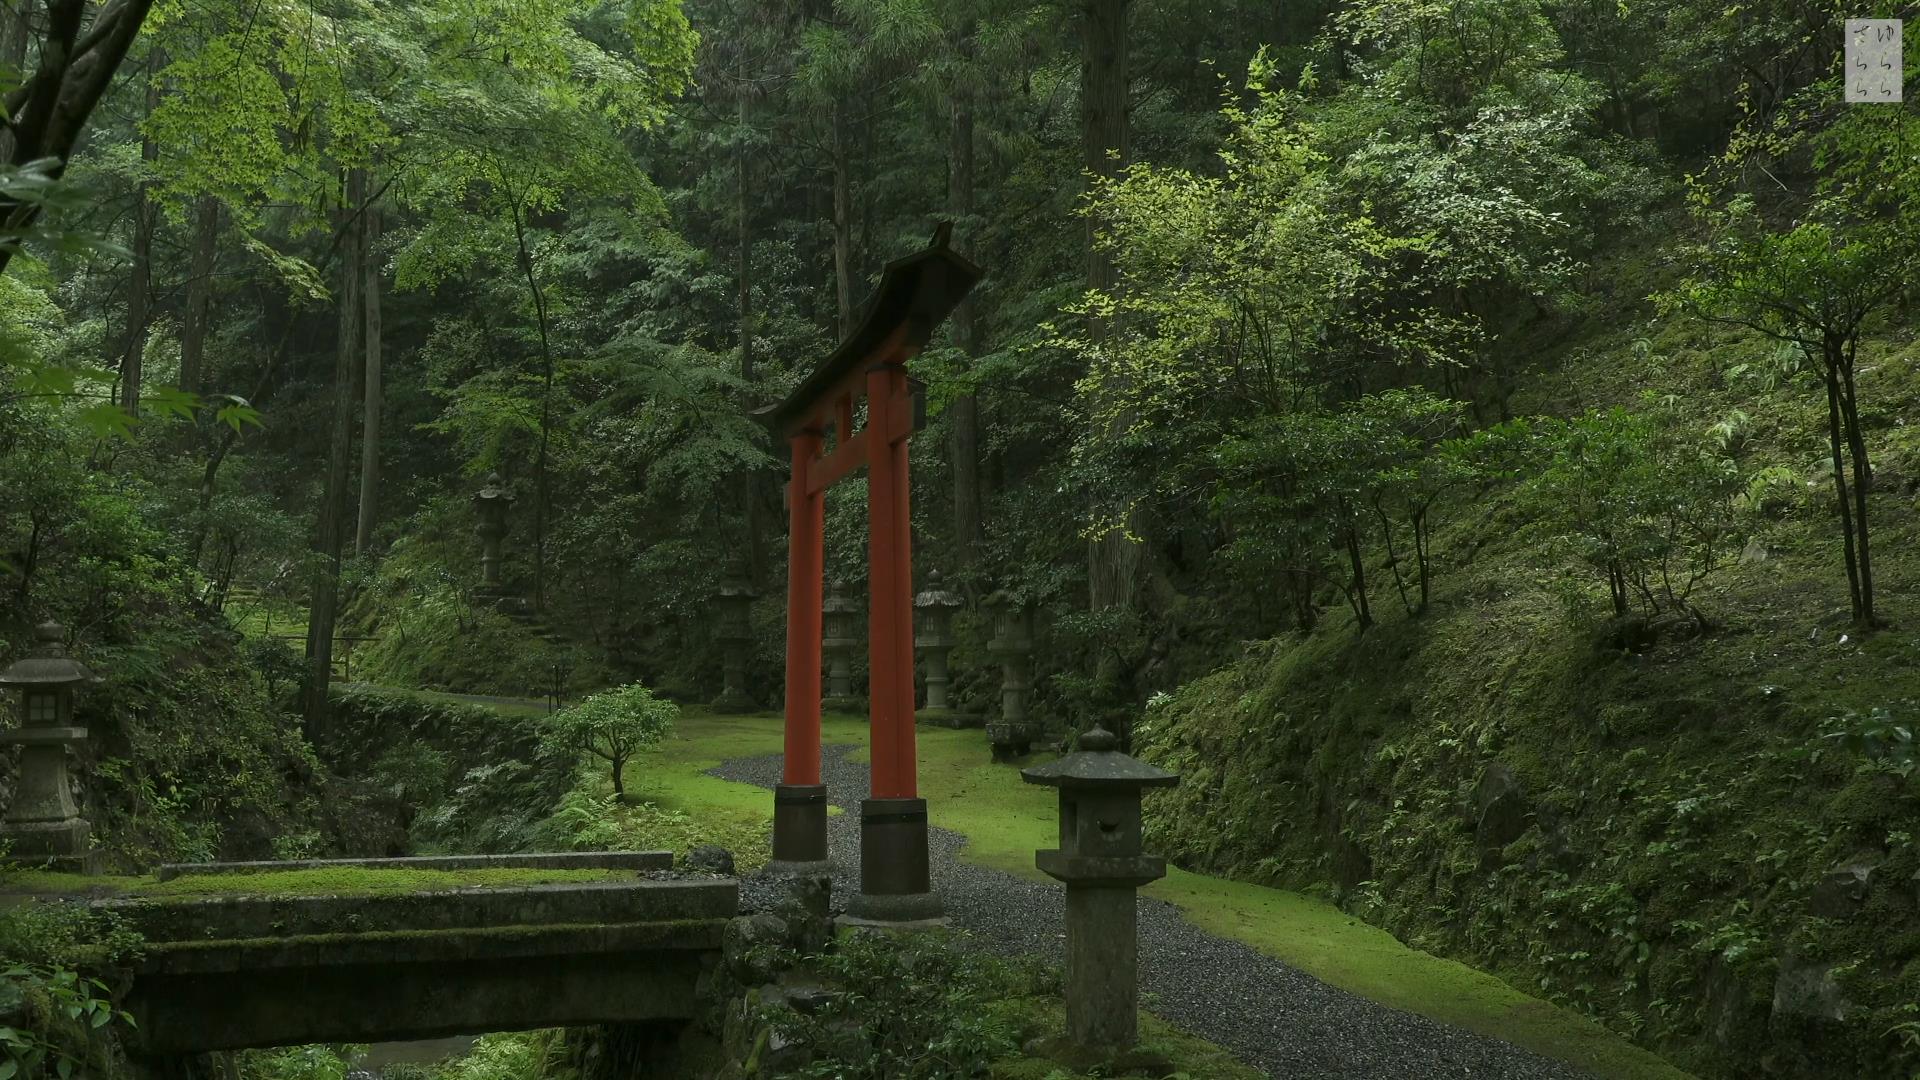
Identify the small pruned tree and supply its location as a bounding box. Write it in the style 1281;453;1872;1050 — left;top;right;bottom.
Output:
544;683;677;800
1518;405;1743;631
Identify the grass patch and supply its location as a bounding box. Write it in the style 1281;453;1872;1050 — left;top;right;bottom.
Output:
1149;872;1689;1080
600;709;1680;1079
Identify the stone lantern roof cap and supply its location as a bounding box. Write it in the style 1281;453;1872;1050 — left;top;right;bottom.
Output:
0;622;94;688
474;472;513;502
822;584;861;613
1021;726;1179;790
983;588;1021;610
717;575;758;599
914;570;963;610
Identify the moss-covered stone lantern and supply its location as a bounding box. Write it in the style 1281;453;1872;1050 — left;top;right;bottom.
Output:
711;572;758;714
0;622;97;873
1021;725;1178;1057
913;570;968;727
472;472;515;597
821;582;864;713
984;590;1035;761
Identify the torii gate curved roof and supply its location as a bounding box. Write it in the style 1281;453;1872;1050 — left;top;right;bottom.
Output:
757;222;982;439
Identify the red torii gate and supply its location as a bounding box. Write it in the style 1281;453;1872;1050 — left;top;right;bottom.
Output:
758;224;980;922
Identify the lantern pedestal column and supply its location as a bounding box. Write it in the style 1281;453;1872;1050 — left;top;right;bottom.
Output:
913;570;970;728
821;583;864;714
0;729;92;870
985;592;1036;761
710;573;758;714
471;473;527;617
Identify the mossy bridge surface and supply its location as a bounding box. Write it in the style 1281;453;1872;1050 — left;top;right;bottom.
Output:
23;852;736;1055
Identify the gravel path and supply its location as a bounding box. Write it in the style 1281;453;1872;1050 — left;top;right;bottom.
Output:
714;743;1597;1080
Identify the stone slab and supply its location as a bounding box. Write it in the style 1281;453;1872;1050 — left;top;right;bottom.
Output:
98;878;738;942
154;850;673;882
135;917;730;974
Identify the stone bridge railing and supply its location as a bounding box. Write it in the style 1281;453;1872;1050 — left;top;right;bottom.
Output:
97;857;736;1057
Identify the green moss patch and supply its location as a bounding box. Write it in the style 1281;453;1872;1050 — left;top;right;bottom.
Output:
134;866;641;898
988;997;1266;1079
0;866;645;900
597;709;1673;1078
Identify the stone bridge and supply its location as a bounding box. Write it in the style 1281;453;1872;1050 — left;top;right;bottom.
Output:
94;854;736;1056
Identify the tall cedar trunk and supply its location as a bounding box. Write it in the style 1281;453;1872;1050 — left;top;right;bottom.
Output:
355;197;382;555
303;169;366;743
119;50;160;413
0;0;33;161
178;196;218;392
831;102;854;338
1083;0;1139;613
947;45;983;568
511;202;555;612
736;54;763;583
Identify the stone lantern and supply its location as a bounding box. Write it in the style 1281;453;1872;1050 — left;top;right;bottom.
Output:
0;622;98;873
710;572;758;714
913;570;968;727
472;472;515;597
984;591;1036;761
1022;726;1178;1057
821;582;864;714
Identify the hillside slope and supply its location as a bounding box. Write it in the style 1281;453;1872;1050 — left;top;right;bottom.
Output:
1136;243;1920;1079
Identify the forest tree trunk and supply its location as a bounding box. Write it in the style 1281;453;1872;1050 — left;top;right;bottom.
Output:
831;102;854;339
1082;0;1139;614
947;46;983;569
0;0;28;73
303;169;366;743
179;197;218;393
737;60;763;583
0;0;34;162
356;196;383;555
119;50;161;413
1835;336;1866;622
511;202;555;613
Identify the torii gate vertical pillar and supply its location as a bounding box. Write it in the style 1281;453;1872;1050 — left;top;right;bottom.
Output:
848;358;936;922
757;225;980;924
770;428;829;874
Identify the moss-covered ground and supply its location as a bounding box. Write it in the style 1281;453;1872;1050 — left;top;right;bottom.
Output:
612;709;1685;1079
987;998;1266;1079
0;865;645;899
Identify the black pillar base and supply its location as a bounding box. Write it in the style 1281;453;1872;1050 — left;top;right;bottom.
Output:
845;797;943;922
768;784;830;875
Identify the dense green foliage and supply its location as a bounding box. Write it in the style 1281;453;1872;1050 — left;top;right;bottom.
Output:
3;0;1918;1074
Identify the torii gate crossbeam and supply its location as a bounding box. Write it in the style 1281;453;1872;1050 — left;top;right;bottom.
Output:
757;224;980;923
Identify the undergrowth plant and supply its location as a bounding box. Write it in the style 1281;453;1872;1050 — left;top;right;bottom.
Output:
757;932;1050;1080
